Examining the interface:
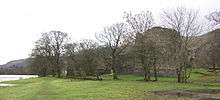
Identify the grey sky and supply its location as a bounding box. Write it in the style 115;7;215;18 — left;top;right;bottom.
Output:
0;0;219;64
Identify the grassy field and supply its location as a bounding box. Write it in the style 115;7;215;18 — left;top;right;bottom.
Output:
0;69;219;100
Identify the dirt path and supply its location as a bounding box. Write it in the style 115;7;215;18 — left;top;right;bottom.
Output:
154;90;220;100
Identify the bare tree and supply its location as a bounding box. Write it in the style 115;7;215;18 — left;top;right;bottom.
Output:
49;31;69;78
124;11;158;81
77;39;99;76
30;55;50;77
124;11;154;34
96;23;131;79
30;32;55;77
163;7;202;83
31;31;69;78
64;42;78;77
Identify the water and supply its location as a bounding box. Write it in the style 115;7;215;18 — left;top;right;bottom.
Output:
0;75;38;86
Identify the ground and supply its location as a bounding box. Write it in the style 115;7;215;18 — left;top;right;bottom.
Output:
0;69;219;100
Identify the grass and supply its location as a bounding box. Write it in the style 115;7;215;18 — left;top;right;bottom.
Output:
0;68;219;100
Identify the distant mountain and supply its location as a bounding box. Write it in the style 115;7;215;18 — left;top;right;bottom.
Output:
0;59;31;69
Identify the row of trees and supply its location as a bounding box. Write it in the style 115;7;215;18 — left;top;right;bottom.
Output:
30;8;220;83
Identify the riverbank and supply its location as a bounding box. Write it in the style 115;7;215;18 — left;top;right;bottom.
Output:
0;75;38;82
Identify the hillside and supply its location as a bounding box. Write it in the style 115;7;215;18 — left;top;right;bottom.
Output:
0;59;32;74
194;28;220;68
200;29;220;40
0;59;31;69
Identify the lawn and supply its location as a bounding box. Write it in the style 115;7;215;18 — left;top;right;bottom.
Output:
0;69;219;100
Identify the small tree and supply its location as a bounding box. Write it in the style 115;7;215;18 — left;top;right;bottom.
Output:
64;39;102;79
30;55;56;77
124;11;158;81
96;23;131;79
31;31;69;78
163;7;202;83
77;39;99;78
30;33;54;77
49;31;69;78
64;42;78;77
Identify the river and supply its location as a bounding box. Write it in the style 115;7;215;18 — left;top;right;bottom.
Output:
0;75;38;86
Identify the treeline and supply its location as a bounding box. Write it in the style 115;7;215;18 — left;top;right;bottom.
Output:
0;67;31;75
30;7;220;83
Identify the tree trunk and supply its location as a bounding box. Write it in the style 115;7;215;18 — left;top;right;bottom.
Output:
56;54;61;78
176;68;181;83
183;67;187;83
52;69;56;77
143;67;150;81
153;65;158;81
153;58;157;81
144;70;151;81
141;56;150;81
41;67;47;77
112;67;118;80
111;54;118;80
57;66;61;78
144;71;148;81
213;63;216;72
66;66;70;78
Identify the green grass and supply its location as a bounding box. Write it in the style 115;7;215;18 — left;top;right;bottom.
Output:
0;69;219;100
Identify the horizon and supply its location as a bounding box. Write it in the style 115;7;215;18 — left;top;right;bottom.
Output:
0;0;220;64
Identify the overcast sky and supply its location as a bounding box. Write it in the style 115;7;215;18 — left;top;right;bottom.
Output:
0;0;219;64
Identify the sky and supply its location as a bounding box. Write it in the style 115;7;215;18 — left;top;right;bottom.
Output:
0;0;219;64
